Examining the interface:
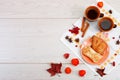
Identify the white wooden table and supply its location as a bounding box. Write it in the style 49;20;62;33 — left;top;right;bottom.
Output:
0;0;120;80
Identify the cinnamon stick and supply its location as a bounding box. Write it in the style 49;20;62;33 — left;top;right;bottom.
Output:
81;17;86;32
82;22;89;37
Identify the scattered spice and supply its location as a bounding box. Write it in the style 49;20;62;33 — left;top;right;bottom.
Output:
78;70;86;77
100;13;104;17
47;63;62;76
75;45;78;47
114;53;117;56
65;36;73;43
113;24;117;28
68;38;72;43
116;40;120;45
65;36;69;39
109;10;112;14
65;67;72;74
71;58;79;66
63;53;70;59
96;68;106;77
112;61;116;66
112;37;115;39
69;27;79;35
75;38;79;43
97;2;103;8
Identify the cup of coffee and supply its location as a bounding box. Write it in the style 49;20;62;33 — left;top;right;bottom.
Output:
85;6;100;21
98;17;114;32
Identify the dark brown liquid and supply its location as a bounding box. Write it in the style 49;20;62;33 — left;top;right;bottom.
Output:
87;9;98;19
100;20;112;30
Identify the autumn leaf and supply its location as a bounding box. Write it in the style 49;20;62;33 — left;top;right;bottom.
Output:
47;63;62;76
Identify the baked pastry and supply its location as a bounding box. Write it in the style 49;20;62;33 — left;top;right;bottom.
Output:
95;42;107;55
91;36;102;50
82;46;103;63
91;36;107;55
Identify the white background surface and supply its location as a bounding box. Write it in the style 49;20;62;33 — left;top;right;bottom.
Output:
0;0;120;80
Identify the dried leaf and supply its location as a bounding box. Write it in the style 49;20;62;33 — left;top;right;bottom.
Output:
47;63;62;76
47;68;56;76
69;27;79;35
96;68;106;77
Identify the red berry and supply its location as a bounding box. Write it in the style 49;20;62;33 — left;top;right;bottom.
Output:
79;70;86;77
63;53;70;59
97;2;103;8
65;67;72;74
71;58;79;66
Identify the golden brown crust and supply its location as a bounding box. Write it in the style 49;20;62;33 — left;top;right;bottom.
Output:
82;46;103;63
95;42;107;55
91;36;107;55
91;36;102;50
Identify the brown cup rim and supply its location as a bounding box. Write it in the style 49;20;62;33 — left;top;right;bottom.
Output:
98;17;114;32
85;6;100;21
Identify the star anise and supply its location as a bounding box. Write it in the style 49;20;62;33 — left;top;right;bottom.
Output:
96;68;106;77
116;40;120;45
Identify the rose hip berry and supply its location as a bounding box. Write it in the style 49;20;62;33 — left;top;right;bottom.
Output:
97;2;103;8
65;67;72;74
63;53;70;59
79;70;86;77
71;58;79;66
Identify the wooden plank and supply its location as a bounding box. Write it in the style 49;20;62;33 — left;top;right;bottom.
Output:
0;0;119;18
0;63;120;80
0;63;100;80
0;19;82;63
0;0;94;18
0;0;95;18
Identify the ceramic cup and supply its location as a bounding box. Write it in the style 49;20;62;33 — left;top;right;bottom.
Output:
98;17;114;32
85;6;100;21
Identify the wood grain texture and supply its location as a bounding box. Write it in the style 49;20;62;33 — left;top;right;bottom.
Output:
0;63;100;80
0;0;95;18
0;63;119;80
0;19;79;63
0;0;119;18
